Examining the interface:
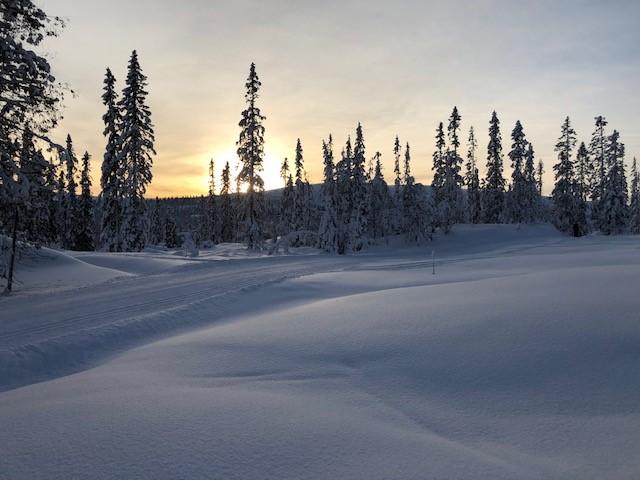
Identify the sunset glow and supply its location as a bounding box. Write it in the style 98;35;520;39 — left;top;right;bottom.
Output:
44;0;639;198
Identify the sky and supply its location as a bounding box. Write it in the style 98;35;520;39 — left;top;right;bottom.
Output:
41;0;640;197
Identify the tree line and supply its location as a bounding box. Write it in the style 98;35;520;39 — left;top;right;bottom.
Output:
184;65;639;253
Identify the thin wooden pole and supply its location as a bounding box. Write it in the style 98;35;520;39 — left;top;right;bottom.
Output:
432;250;435;275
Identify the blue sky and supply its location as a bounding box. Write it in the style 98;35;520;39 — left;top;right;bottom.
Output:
42;0;640;196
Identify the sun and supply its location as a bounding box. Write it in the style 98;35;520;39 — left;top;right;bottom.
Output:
206;147;285;194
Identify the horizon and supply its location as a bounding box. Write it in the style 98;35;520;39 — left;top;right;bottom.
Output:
43;0;640;197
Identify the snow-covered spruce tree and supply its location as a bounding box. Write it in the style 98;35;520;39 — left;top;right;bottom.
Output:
465;126;481;224
348;123;369;251
575;142;589;203
219;161;234;242
522;143;541;223
74;151;95;251
402;142;416;240
100;68;122;252
588;115;608;227
43;155;60;244
0;0;65;292
164;210;179;248
392;136;403;233
482;111;506;223
278;157;292;236
600;130;628;235
431;122;446;228
302;172;313;231
118;50;155;252
536;159;544;196
293;139;311;232
629;158;640;234
507;120;527;224
233;161;243;241
369;152;390;240
205;158;218;243
440;107;464;232
62;134;78;249
574;142;590;231
318;135;338;252
148;197;163;245
54;163;66;242
18;128;50;243
403;143;428;243
195;195;208;245
552;117;581;235
335;137;353;254
236;63;266;249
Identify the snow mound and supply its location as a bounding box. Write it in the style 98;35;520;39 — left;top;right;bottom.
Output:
3;247;129;294
73;251;195;276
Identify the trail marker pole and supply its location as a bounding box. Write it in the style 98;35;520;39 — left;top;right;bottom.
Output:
432;250;435;275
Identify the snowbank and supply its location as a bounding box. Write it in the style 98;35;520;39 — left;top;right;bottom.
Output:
2;246;129;295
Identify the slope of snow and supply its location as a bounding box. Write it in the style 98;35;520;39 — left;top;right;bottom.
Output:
1;225;639;479
2;246;130;294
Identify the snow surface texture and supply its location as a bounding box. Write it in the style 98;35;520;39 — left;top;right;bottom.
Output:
1;225;640;479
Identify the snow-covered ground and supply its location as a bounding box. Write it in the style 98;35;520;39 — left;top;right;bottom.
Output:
1;225;640;479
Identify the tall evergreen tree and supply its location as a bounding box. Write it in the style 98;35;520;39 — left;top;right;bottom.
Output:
0;0;64;292
392;135;403;233
348;123;369;251
279;157;294;235
18;128;49;243
575;142;590;203
118;50;155;251
552;117;580;235
465;126;481;224
219;161;234;242
369;152;390;239
600;130;628;235
536;159;544;196
236;63;265;249
507;120;528;223
43;155;60;244
588;116;608;226
629;157;640;234
206;158;218;243
62;134;78;249
75;151;95;251
431;121;447;227
55;163;66;244
574;142;590;231
482;111;506;223
293;139;311;231
164;210;179;248
522;143;541;223
318;135;338;252
148;197;164;245
403;143;429;243
439;107;464;232
100;68;122;252
335;137;352;254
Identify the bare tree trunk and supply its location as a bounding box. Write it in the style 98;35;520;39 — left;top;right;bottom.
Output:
4;206;19;294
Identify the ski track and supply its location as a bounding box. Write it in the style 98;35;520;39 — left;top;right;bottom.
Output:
0;230;597;393
0;256;358;392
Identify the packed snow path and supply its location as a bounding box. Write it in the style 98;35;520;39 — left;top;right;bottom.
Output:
0;225;562;392
0;253;361;391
